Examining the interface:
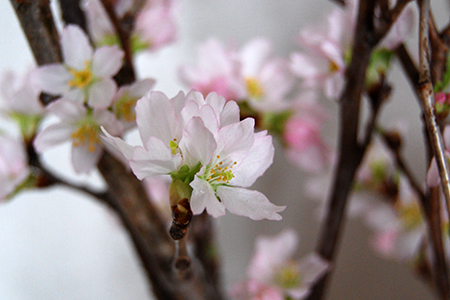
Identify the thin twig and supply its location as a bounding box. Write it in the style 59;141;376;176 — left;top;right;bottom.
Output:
99;0;135;85
417;0;450;233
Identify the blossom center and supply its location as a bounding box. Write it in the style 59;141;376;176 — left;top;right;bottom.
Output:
328;60;340;74
68;61;94;89
274;263;302;289
245;77;264;99
397;202;422;230
169;138;180;155
71;119;101;152
206;155;237;185
114;94;138;122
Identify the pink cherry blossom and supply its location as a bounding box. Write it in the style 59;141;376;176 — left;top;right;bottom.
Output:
364;177;425;262
283;99;331;173
238;38;294;112
231;229;328;300
179;39;246;101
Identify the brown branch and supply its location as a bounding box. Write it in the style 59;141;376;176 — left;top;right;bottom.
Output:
395;9;450;298
306;1;378;299
9;0;62;65
58;0;87;31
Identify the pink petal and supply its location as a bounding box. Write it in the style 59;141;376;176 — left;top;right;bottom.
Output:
181;117;216;165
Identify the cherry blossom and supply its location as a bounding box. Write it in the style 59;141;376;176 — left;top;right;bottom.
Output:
364;177;426;262
0;135;30;201
0;69;45;139
82;0;177;53
103;90;284;220
31;25;123;108
238;38;294;112
111;78;155;131
34;98;122;173
231;229;328;300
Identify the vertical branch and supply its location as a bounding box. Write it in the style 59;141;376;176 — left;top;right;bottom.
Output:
417;0;450;229
306;1;377;299
9;0;62;65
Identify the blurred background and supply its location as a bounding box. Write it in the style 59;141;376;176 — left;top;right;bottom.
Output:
0;0;445;299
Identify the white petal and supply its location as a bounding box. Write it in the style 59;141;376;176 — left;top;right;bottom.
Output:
31;65;72;94
297;253;329;285
128;78;155;98
216;118;255;157
47;98;86;121
217;186;285;220
92;45;124;77
34;123;73;152
240;38;272;76
65;88;85;104
220;100;240;126
101;127;134;160
61;25;93;70
129;137;180;179
88;79;117;108
181;117;217;165
72;144;103;173
199;104;220;133
190;176;226;217
136;92;180;145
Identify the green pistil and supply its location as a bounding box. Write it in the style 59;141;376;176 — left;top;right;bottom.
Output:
169;139;179;155
274;265;302;290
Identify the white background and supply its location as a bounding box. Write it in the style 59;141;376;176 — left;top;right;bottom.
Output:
0;0;443;299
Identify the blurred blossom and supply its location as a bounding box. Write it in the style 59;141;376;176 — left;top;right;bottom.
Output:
231;229;328;300
179;38;245;101
283;96;331;173
289;3;354;100
112;78;155;131
238;38;294;112
377;3;415;51
34;98;122;174
83;0;177;53
31;25;123;109
0;69;45;139
103;91;285;220
0;135;30;201
364;177;426;262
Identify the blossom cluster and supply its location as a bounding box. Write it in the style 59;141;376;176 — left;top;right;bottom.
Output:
103;90;285;220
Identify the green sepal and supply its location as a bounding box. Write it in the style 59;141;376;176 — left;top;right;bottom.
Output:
261;110;294;139
170;162;202;184
9;113;42;141
365;48;395;88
